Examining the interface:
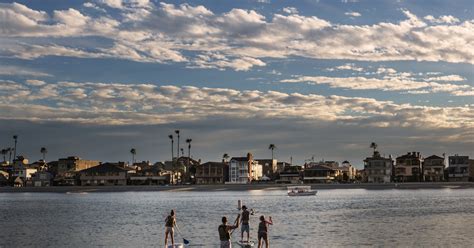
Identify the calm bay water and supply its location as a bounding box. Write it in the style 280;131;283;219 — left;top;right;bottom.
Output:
1;188;473;247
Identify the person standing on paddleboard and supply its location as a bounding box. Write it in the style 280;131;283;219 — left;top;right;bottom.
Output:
240;205;251;243
257;215;272;248
165;210;176;247
218;214;240;248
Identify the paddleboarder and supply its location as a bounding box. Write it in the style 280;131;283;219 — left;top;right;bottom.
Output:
257;215;272;248
240;205;251;243
218;214;241;248
165;210;176;247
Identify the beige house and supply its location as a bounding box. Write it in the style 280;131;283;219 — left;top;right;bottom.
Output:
448;155;470;182
338;160;357;182
255;159;277;179
195;162;228;184
364;151;393;183
54;156;100;185
228;153;262;183
79;163;134;186
395;152;423;182
423;155;445;182
129;164;172;185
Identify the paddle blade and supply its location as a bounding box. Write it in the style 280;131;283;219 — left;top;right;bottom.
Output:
183;238;190;245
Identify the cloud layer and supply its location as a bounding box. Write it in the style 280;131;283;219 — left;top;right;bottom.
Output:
1;80;473;133
0;2;473;71
282;65;474;96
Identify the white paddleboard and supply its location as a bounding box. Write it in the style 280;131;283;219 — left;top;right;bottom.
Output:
236;240;255;247
167;243;185;248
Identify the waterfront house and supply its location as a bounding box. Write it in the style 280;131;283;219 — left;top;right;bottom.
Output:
303;164;340;183
0;170;8;186
129;164;172;185
276;165;302;184
276;161;290;174
53;156;100;185
364;151;393;183
470;159;474;181
79;162;134;186
395;152;423;182
176;156;201;183
195;162;228;184
132;161;152;170
14;177;24;187
228;153;262;183
448;155;470;182
337;161;357;182
255;159;277;179
31;171;53;187
423;155;445;182
11;157;37;186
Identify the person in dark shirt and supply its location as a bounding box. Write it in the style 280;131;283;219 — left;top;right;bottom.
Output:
257;215;273;248
218;214;240;248
165;210;176;247
240;205;251;242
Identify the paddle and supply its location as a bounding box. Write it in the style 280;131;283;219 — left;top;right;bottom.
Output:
175;223;190;245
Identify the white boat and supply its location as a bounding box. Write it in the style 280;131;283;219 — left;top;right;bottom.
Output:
287;186;317;196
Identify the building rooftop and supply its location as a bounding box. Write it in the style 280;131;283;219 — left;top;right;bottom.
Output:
230;157;249;162
79;163;131;173
425;155;444;160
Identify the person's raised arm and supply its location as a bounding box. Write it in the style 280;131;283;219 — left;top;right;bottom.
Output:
232;214;241;229
267;216;273;225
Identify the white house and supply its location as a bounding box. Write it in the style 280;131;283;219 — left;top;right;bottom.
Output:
228;153;262;183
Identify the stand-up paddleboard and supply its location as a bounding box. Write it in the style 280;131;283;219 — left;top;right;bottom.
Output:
236;240;255;247
167;243;185;248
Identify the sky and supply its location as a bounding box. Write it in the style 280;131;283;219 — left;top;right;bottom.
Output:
0;0;473;167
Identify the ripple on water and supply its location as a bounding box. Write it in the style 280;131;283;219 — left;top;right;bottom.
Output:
0;189;473;247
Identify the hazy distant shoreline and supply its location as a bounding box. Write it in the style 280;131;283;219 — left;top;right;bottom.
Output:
0;182;473;193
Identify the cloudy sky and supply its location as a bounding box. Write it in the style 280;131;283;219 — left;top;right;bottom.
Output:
0;0;473;167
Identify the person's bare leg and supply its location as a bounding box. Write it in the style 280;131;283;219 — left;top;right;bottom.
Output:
246;231;250;242
171;231;174;246
241;231;244;242
265;237;269;248
258;237;262;248
165;231;169;247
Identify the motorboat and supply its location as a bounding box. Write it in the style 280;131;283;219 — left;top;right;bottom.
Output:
287;186;317;196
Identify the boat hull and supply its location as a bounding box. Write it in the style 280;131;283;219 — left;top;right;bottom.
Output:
288;191;317;196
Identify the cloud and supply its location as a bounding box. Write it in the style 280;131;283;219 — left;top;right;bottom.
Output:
0;66;52;77
25;79;46;86
281;66;474;96
283;7;298;15
0;2;473;71
424;15;460;24
345;11;361;17
0;80;472;132
327;63;364;72
99;0;123;9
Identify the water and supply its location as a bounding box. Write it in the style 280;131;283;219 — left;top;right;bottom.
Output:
1;189;473;247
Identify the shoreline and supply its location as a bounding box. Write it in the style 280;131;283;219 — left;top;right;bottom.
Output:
0;182;473;193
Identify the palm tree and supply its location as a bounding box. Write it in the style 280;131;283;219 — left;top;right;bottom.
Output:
130;148;136;164
7;147;13;164
175;130;180;158
1;149;7;162
180;148;184;156
223;153;230;163
268;144;276;160
370;142;378;153
186;138;192;171
168;135;174;162
13;135;18;160
40;147;48;161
